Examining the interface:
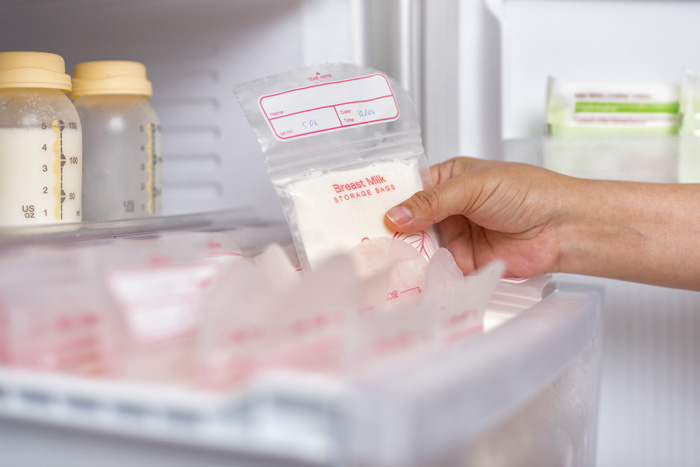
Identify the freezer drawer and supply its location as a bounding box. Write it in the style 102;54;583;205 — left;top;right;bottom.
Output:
0;283;601;467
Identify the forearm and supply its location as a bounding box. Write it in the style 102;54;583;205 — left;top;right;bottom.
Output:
557;178;700;290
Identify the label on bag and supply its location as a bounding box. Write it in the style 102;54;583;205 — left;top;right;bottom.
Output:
107;260;228;345
259;73;400;140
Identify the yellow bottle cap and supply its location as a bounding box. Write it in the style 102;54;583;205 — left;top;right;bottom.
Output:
71;61;153;98
0;51;72;92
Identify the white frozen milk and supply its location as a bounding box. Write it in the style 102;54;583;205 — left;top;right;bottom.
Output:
287;158;437;269
0;127;82;226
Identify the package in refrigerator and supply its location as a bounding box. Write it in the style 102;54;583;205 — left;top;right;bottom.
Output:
428;254;505;344
197;251;359;389
345;255;505;374
96;232;242;384
546;77;679;136
0;244;120;377
233;63;439;272
678;69;700;182
348;237;428;311
196;242;505;390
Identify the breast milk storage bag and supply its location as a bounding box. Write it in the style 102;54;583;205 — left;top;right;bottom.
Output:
72;61;162;221
0;51;82;227
234;63;438;271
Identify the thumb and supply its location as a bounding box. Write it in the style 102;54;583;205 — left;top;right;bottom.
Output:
385;176;469;232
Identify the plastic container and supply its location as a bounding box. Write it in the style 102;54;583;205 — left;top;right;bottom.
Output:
0;217;602;466
0;51;82;227
0;265;120;378
0;282;602;467
678;70;700;183
71;61;162;221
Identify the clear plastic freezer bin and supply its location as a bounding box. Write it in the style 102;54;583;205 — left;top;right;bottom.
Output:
0;280;602;467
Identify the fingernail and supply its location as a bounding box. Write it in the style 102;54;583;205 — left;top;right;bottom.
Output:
386;206;413;225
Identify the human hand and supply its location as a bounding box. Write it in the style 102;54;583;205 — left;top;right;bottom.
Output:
384;157;567;278
386;156;700;289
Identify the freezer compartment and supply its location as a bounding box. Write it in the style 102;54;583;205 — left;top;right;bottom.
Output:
0;282;602;467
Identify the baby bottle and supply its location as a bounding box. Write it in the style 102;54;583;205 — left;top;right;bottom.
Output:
71;61;161;221
0;51;82;227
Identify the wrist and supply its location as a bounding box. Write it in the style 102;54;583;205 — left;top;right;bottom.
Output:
554;177;642;278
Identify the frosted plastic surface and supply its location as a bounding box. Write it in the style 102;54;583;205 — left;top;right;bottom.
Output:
76;94;162;220
0;285;602;467
464;340;601;467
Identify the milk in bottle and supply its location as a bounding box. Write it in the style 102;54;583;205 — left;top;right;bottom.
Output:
0;51;82;227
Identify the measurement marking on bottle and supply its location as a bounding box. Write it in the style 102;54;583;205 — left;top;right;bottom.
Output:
145;123;154;214
151;122;157;212
51;119;65;220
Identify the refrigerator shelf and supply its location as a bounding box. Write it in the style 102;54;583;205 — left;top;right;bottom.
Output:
0;208;292;253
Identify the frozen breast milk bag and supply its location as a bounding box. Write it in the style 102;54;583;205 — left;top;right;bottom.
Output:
349;237;428;312
234;63;439;271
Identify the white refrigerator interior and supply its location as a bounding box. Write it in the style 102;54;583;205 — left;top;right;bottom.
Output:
465;2;700;467
3;0;360;219
1;0;700;466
